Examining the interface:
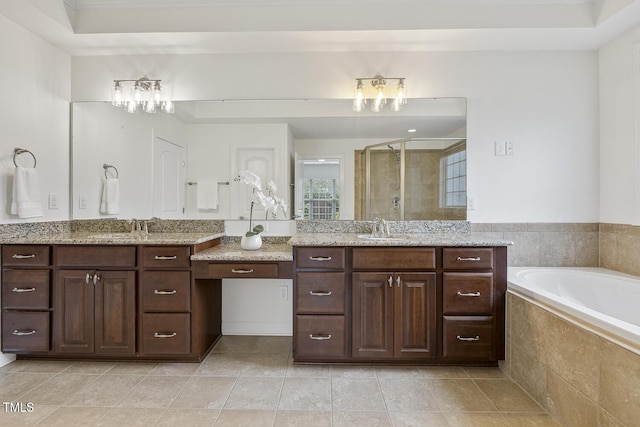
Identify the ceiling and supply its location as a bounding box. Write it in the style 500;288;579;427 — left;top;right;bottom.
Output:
0;0;639;55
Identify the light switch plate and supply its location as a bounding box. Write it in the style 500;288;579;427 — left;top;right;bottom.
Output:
48;194;59;209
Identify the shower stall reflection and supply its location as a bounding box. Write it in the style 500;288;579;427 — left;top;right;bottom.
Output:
355;138;467;220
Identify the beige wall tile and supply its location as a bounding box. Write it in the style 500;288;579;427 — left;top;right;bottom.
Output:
599;341;640;426
509;296;551;363
544;315;599;400
505;232;540;266
545;370;598;427
509;343;547;407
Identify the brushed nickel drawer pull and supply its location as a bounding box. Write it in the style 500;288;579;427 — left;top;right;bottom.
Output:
309;256;332;261
13;329;36;336
154;255;177;260
309;334;332;340
154;290;177;295
12;287;36;293
456;291;481;297
12;254;36;259
456;335;480;342
231;268;254;274
456;256;481;262
309;291;332;296
154;332;177;338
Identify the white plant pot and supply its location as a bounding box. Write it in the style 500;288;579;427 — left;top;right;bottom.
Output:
241;234;262;251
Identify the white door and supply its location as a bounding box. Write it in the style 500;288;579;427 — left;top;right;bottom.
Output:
153;136;186;218
235;147;276;219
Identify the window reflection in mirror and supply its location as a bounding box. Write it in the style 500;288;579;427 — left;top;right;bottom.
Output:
300;159;341;220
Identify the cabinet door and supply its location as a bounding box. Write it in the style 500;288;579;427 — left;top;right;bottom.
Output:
352;272;394;358
394;273;437;359
94;271;136;355
54;270;94;354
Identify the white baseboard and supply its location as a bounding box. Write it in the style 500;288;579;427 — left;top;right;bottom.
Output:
221;321;292;336
0;353;16;367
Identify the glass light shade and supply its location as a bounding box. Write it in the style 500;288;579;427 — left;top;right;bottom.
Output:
162;100;175;114
112;82;123;107
394;79;407;109
126;100;138;113
353;80;366;112
152;82;163;105
371;85;386;113
132;84;143;104
144;100;156;113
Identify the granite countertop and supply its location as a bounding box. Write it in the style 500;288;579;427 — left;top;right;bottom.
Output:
287;232;513;247
191;243;294;262
0;232;224;245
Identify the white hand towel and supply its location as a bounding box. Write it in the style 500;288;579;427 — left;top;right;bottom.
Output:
196;180;218;210
11;166;43;218
100;178;120;215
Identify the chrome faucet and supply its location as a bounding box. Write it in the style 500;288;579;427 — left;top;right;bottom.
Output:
372;218;390;237
142;217;160;234
129;218;141;234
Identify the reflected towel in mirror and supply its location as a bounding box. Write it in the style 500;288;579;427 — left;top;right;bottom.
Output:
11;166;43;218
100;178;120;214
196;180;218;210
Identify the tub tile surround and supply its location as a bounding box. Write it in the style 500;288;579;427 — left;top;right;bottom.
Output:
505;293;640;427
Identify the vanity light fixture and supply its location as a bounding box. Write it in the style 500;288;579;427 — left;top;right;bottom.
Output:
353;75;407;113
111;77;174;114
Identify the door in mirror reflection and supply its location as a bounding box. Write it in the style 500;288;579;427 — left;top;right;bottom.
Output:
152;137;186;219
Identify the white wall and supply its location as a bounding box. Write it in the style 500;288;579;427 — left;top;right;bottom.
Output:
599;25;640;225
72;51;600;222
72;102;186;219
185;123;292;220
0;15;70;224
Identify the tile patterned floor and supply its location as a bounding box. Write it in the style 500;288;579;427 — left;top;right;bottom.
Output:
0;336;560;426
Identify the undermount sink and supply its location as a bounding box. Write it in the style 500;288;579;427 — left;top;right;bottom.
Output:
356;234;412;241
86;233;137;239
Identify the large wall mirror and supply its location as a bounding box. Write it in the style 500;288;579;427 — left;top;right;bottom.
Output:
71;98;466;221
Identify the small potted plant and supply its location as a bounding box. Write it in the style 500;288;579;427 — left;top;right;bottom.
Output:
235;171;287;250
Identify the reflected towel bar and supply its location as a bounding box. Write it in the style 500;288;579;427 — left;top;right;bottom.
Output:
188;181;229;185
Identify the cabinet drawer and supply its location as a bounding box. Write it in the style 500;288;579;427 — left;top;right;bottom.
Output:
2;311;50;352
296;272;345;314
295;315;346;359
142;246;191;268
295;247;346;270
2;245;50;267
56;246;136;268
443;273;494;315
141;271;191;312
352;247;436;270
2;270;50;309
442;316;495;360
443;248;494;270
195;262;279;279
141;313;190;355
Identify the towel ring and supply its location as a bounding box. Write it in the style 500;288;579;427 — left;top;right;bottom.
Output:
103;164;119;179
13;148;36;168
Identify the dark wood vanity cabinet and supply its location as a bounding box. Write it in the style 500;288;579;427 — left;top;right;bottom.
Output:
55;269;136;355
1;241;220;362
1;245;52;353
351;247;438;360
441;247;506;362
139;246;193;357
293;247;348;361
293;245;507;365
54;246;136;355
